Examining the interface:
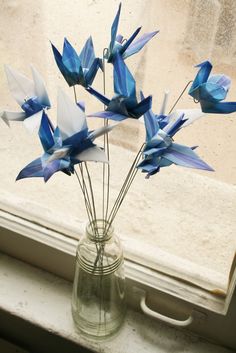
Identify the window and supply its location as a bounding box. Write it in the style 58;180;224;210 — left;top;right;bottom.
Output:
0;0;236;318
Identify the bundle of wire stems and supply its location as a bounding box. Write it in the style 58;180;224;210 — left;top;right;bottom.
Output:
72;48;192;249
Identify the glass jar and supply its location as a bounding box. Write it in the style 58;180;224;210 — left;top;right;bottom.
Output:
71;219;126;338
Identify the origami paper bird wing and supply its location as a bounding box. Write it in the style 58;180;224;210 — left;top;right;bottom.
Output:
79;36;95;69
4;65;35;106
122;30;159;59
189;61;212;98
75;146;108;163
164;143;214;171
88;110;127;121
88;124;115;141
86;86;110;106
31;65;51;108
113;53;136;101
23;110;43;133
57;88;87;140
140;91;159;140
16;157;44;181
1;111;26;127
110;3;122;51
38;112;54;152
200;101;236;114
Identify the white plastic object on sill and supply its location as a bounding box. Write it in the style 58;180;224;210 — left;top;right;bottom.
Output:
137;289;207;328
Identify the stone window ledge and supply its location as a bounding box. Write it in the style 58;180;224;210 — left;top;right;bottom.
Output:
0;253;234;353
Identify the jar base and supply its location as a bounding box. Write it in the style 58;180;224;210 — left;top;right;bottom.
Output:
72;306;126;339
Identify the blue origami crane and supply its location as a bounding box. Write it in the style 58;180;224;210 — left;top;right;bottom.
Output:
51;36;103;88
16;89;114;182
1;65;51;132
87;53;152;121
105;3;158;63
189;61;236;114
137;92;214;178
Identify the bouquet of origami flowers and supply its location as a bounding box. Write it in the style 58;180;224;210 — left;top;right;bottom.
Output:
1;2;236;233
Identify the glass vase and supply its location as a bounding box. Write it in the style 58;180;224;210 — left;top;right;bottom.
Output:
71;219;126;338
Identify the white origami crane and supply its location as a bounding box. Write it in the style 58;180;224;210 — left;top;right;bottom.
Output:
1;65;51;132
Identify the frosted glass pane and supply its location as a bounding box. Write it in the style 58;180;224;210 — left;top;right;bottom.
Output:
0;0;236;294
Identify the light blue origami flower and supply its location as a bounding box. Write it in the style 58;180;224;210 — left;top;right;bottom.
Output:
16;89;114;182
51;37;103;88
189;61;236;114
105;3;158;63
87;53;152;121
1;65;51;132
138;93;214;178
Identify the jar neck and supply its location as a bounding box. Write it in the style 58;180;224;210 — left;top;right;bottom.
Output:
86;219;114;242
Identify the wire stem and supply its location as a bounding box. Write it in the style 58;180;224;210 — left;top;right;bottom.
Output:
105;144;144;235
168;80;193;114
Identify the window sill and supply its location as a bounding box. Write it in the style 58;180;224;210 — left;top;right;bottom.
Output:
0;207;234;316
0;253;234;353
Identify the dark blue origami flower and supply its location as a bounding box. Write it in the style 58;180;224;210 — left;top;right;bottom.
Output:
138;93;214;178
189;61;236;114
1;65;51;132
16;89;113;182
87;53;152;121
105;3;158;63
51;36;103;87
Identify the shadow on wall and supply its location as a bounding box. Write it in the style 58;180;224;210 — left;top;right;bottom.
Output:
184;0;236;65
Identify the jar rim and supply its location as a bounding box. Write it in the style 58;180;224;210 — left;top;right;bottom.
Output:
86;219;114;241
